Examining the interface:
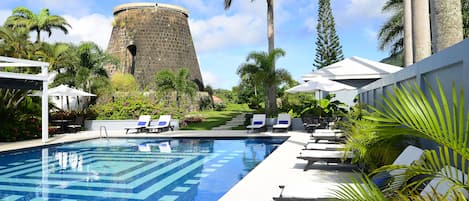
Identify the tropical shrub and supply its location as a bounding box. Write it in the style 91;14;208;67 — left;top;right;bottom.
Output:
111;73;138;92
335;80;469;200
90;93;183;120
214;103;227;111
198;96;213;110
0;89;41;141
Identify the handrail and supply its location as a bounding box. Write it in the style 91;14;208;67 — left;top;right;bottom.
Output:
99;126;109;138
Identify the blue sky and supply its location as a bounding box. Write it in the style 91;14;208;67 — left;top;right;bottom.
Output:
0;0;392;89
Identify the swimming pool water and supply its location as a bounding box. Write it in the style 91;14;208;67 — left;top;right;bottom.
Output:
0;137;286;201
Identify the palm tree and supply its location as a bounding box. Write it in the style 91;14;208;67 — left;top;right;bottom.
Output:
35;42;75;72
379;0;469;57
5;7;70;43
0;26;35;59
154;68;198;108
237;48;291;116
225;0;278;115
378;0;404;56
73;42;113;95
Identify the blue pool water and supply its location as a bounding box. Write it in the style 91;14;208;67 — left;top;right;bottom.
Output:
0;137;286;201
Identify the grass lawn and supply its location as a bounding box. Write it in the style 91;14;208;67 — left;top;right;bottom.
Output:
180;103;252;130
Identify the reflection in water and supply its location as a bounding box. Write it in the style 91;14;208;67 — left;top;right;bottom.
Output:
54;151;83;171
138;141;172;153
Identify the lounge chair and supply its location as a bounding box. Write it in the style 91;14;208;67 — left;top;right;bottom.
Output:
303;142;345;151
124;115;151;134
310;131;345;143
246;114;266;132
273;113;291;132
420;166;469;200
147;115;172;133
297;150;354;171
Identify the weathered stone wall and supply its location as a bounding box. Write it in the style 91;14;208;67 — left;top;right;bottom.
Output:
106;3;203;89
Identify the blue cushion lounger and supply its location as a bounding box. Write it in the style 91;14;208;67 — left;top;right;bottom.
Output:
147;115;172;133
273;113;291;132
246;114;266;132
124;115;151;134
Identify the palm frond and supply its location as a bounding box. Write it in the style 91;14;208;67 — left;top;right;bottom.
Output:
333;174;387;200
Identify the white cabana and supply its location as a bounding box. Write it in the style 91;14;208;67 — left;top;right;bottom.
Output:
0;56;49;142
301;56;403;106
302;56;403;84
286;76;355;93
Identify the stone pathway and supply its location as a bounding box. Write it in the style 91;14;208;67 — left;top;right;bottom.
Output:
211;113;246;130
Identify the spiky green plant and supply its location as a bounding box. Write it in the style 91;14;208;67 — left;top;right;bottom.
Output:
334;79;469;200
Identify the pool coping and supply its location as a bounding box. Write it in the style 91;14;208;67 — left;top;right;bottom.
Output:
0;130;291;153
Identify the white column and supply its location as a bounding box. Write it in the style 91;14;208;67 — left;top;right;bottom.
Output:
404;0;413;66
412;0;432;62
41;65;48;143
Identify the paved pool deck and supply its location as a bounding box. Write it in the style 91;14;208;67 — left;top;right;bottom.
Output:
0;130;358;201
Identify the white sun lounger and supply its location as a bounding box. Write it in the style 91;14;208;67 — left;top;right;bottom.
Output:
314;129;343;133
311;132;345;143
420;166;469;200
297;150;354;171
147;115;172;133
273;113;291;132
246;114;266;132
124;115;151;134
304;143;345;150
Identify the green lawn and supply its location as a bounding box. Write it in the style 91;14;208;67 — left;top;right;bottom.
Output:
180;103;252;130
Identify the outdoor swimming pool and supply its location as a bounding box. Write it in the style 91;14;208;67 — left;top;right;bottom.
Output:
0;137;286;201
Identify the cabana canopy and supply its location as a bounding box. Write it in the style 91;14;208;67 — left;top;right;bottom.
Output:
302;56;402;87
286;76;355;93
0;56;49;142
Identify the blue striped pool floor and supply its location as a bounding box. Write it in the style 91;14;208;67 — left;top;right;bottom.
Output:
0;138;285;201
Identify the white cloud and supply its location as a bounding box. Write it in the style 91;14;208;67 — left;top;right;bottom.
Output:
189;14;264;53
201;71;219;87
304;16;316;33
43;14;113;49
345;0;387;19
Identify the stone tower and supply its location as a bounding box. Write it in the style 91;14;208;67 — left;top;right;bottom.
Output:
106;2;203;89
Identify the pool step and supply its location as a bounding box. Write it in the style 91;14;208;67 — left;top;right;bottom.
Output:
211;113;246;130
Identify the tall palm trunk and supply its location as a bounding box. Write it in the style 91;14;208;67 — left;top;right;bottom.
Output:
266;0;277;116
430;0;464;52
267;0;274;53
411;0;432;62
403;0;413;66
36;29;41;43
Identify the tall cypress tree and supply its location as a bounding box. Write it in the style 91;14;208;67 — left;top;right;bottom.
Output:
314;0;344;69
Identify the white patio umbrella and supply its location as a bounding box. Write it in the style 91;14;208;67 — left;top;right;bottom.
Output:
285;76;355;93
31;84;95;110
31;84;96;97
48;85;96;97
